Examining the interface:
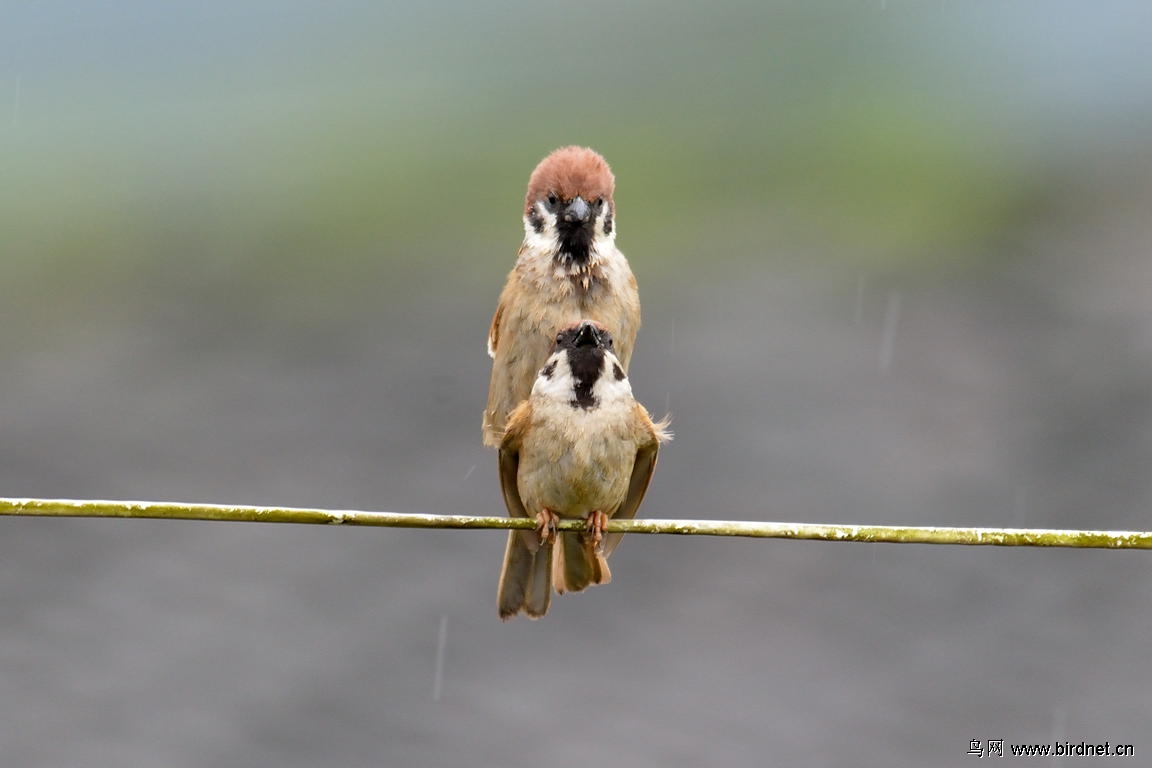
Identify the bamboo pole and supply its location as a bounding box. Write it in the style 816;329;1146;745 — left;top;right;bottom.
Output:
1;498;1149;549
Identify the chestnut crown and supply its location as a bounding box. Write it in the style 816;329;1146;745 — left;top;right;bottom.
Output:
524;146;615;216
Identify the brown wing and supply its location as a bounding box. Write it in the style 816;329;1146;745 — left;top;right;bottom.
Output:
487;299;505;359
497;447;527;519
602;405;671;555
498;402;540;551
482;295;509;446
496;403;553;617
602;442;661;557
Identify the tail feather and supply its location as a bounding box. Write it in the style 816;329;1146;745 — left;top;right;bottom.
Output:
497;532;553;620
524;541;553;618
553;533;611;594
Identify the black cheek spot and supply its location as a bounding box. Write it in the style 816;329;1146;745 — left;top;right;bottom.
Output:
541;360;557;379
527;209;545;233
603;212;613;236
613;364;625;381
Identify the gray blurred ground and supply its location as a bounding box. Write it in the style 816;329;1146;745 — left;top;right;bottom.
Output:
2;2;1152;766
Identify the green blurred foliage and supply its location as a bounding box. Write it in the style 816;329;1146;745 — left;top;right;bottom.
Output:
0;1;1089;321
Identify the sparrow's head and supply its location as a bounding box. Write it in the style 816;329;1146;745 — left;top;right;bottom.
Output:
532;320;631;410
523;146;617;268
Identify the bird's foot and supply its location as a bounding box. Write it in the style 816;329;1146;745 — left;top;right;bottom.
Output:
584;510;608;552
535;508;559;545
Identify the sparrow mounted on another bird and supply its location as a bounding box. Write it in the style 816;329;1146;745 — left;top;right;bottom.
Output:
496;321;670;620
482;146;641;447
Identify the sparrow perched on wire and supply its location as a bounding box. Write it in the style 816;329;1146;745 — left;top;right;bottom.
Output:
496;321;670;620
482;146;641;447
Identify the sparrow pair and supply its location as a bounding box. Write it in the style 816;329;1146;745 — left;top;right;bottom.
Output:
484;147;669;619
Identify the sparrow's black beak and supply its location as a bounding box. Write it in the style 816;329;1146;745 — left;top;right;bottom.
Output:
563;196;591;225
574;321;600;348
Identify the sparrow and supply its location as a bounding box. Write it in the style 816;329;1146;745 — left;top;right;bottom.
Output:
483;146;641;447
496;320;670;620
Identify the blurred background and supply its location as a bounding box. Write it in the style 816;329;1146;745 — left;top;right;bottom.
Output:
2;1;1151;765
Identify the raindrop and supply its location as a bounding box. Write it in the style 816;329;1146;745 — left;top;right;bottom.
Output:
432;614;448;701
878;290;901;374
854;274;867;325
462;464;477;481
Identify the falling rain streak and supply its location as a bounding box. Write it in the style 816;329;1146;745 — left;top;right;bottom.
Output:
432;614;448;701
879;290;901;374
854;274;867;325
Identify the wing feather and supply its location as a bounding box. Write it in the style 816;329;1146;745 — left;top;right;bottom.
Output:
498;402;539;551
487;300;505;359
602;407;670;556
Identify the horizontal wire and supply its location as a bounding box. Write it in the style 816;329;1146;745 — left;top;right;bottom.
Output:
1;498;1149;549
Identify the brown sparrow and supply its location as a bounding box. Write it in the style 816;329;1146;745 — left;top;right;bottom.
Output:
496;321;670;620
482;146;641;447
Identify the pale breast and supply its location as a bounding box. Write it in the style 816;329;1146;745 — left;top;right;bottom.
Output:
515;401;639;520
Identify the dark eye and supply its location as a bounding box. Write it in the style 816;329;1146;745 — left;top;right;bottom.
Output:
556;332;564;343
595;197;604;206
546;193;558;207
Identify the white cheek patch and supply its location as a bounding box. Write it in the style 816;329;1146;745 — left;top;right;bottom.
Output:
531;353;577;401
522;204;559;255
591;351;634;404
588;209;617;264
596;205;617;240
